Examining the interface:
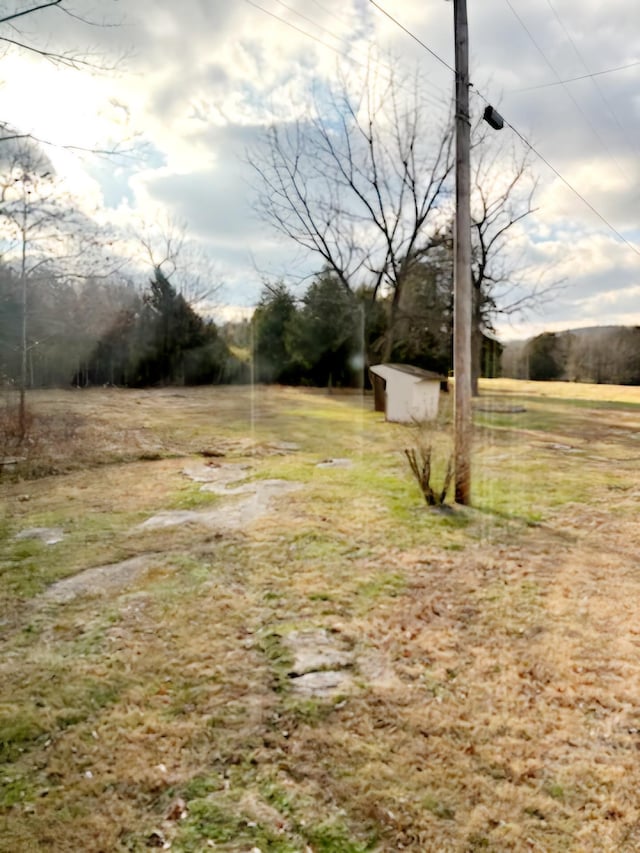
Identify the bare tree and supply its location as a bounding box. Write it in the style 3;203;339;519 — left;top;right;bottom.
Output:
250;68;561;382
0;143;104;436
468;128;564;391
248;66;455;361
0;0;121;70
137;217;224;315
468;135;533;392
0;1;128;155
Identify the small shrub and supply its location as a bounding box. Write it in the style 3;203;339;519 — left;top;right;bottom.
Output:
0;402;33;456
404;443;453;506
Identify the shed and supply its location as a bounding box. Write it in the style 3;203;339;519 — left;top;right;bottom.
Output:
369;364;446;423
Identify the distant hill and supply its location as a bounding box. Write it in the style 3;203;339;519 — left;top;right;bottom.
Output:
561;324;631;338
501;325;640;385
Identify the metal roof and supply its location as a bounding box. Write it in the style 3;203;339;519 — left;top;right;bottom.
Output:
369;363;447;381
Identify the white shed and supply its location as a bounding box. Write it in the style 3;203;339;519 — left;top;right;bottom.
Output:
370;364;446;423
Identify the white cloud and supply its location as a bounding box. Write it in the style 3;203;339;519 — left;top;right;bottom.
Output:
0;0;637;336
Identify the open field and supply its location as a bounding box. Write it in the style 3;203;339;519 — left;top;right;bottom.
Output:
1;380;640;851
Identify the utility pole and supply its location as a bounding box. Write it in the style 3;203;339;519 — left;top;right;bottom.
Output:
453;0;472;505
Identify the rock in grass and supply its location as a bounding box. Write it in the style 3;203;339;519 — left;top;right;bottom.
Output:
316;458;352;468
289;669;353;697
14;527;64;545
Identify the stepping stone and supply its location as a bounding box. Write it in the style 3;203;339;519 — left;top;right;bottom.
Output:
284;628;354;697
286;628;352;675
42;556;157;603
289;670;352;697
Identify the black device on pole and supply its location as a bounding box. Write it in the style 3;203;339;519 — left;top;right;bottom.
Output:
483;105;504;130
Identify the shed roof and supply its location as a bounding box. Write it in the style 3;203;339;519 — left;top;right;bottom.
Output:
370;363;447;382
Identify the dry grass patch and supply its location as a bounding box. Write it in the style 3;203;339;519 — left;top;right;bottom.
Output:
2;383;640;850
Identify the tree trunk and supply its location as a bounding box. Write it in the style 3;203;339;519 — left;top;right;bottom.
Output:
381;290;401;363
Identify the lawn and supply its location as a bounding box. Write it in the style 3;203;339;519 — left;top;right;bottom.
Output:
1;381;640;851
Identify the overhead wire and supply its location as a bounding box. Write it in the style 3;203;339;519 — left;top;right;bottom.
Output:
543;0;640;160
244;0;452;113
306;0;357;30
244;0;357;60
246;0;639;259
513;59;640;92
503;0;632;184
275;0;451;107
367;0;640;258
367;0;455;74
470;88;640;259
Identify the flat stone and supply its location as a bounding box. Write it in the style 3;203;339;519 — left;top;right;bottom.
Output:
286;628;352;676
289;670;353;697
14;527;64;545
139;479;301;532
315;458;352;469
42;556;157;603
138;510;206;530
182;462;250;484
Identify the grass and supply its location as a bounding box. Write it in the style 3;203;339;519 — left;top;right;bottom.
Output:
1;381;640;850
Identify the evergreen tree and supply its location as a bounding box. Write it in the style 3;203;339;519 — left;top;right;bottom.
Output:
252;283;300;383
286;273;361;387
390;249;453;375
83;268;232;386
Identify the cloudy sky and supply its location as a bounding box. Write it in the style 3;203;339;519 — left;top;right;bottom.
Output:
0;0;638;338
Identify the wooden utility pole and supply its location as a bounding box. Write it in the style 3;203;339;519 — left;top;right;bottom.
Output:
453;0;472;505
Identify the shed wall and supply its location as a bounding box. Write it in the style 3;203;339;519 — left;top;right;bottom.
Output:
409;382;440;421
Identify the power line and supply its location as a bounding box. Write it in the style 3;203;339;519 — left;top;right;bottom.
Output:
366;0;455;75
366;1;640;259
248;0;639;260
272;0;451;110
272;0;350;44
509;126;640;258
513;59;640;92
244;0;355;59
307;0;355;30
503;0;631;184
543;0;640;160
271;0;449;109
473;87;640;259
244;0;451;113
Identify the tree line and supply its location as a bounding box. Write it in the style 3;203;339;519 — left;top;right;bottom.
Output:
0;260;244;392
502;327;640;385
1;27;564;403
248;66;548;394
251;263;502;388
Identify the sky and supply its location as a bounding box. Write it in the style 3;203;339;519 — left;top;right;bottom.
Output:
0;0;638;339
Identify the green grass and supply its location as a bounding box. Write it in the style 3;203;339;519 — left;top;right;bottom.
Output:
2;383;640;852
0;712;48;763
170;795;374;853
357;572;406;600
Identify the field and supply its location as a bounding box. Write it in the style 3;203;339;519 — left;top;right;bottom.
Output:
1;380;640;852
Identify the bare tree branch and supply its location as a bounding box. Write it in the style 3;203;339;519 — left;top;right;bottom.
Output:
137;217;224;313
0;0;62;25
0;0;127;162
248;63;455;359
